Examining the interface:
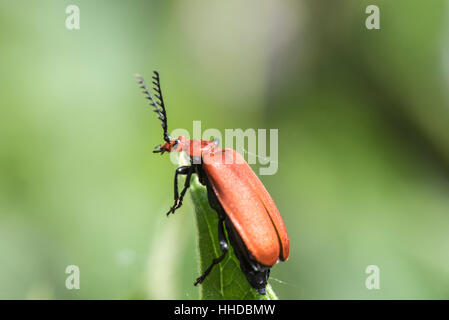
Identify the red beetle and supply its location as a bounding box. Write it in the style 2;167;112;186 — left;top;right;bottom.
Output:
137;71;289;295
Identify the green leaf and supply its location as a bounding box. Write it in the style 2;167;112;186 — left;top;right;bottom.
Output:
179;155;278;300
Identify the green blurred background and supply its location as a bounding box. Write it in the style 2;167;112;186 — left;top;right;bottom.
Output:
1;0;449;299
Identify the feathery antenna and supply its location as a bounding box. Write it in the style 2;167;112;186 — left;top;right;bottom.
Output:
136;71;170;143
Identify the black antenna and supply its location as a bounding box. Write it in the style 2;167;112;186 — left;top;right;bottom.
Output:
136;71;170;143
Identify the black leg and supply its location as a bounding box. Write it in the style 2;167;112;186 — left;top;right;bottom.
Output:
194;217;229;286
167;166;193;216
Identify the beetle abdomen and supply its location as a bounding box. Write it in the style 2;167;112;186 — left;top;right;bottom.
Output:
202;149;290;267
224;217;271;295
200;169;271;295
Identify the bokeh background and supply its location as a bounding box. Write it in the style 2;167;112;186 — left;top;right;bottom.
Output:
1;0;449;299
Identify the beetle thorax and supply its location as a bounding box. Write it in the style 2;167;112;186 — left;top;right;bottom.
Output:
181;138;218;158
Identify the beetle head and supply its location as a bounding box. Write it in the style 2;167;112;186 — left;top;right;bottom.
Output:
153;136;188;155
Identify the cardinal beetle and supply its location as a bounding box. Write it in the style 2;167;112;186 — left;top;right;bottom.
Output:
136;71;289;295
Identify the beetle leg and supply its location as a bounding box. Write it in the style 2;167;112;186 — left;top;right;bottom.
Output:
167;166;193;216
194;217;229;286
173;166;190;200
